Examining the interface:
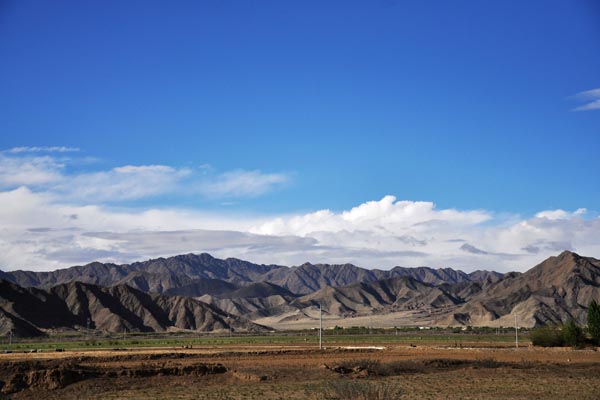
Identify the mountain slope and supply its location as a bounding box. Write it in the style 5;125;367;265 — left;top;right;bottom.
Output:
249;252;599;329
258;262;386;295
163;278;239;297
2;253;288;292
198;282;298;319
447;251;600;327
1;254;505;297
388;266;470;285
291;276;477;317
2;251;599;330
0;280;268;336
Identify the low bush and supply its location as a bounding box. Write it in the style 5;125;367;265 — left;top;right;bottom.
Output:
531;321;587;348
530;326;564;347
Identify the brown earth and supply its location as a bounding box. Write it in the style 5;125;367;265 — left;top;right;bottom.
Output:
1;342;600;399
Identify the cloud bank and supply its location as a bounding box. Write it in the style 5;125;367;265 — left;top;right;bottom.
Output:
0;149;598;273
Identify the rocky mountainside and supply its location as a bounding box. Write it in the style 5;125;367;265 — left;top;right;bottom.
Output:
3;251;597;331
0;280;267;337
445;251;600;327
258;262;385;295
281;276;481;320
246;251;599;329
163;278;239;297
1;254;505;296
3;253;287;291
387;267;470;286
196;281;298;320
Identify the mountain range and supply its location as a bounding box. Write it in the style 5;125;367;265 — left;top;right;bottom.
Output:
0;279;266;337
1;253;504;295
1;250;599;336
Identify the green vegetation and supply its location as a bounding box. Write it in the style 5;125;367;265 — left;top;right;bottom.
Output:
1;328;522;352
530;319;588;349
530;326;564;347
530;300;600;348
562;319;586;348
587;299;600;345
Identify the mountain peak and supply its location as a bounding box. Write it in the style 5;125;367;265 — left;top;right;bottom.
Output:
557;250;580;260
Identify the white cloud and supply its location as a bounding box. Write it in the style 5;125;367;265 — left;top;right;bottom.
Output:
0;154;65;187
8;146;80;153
198;169;289;198
0;151;290;202
252;195;490;237
53;165;192;202
572;88;600;111
535;208;587;220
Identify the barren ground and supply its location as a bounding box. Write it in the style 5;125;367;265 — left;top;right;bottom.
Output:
1;340;599;399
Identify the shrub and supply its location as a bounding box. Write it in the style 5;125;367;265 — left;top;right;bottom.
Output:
562;320;586;348
587;300;600;345
530;326;564;347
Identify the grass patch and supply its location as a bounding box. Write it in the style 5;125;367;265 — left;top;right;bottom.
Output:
1;330;527;352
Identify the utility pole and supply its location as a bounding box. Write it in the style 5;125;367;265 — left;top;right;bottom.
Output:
319;304;323;350
8;330;13;346
514;312;519;349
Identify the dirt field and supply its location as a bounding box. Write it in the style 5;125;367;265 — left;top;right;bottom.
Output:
1;342;600;399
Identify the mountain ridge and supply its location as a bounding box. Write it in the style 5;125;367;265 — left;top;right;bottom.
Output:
0;253;507;296
2;251;599;332
0;279;268;337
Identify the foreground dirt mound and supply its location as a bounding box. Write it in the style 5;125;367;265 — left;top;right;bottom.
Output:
3;364;91;392
323;357;526;379
0;359;227;394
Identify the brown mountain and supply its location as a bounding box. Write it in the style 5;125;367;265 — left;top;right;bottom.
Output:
261;263;499;295
291;276;478;317
197;282;298;320
2;251;599;332
445;251;600;327
113;271;196;293
466;270;506;287
1;254;503;296
0;280;268;337
387;267;470;285
162;278;239;297
259;262;386;295
248;251;598;329
3;253;288;292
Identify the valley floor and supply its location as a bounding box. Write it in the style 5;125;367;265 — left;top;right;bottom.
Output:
1;339;600;399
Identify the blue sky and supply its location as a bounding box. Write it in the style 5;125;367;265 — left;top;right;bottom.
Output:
0;1;599;271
